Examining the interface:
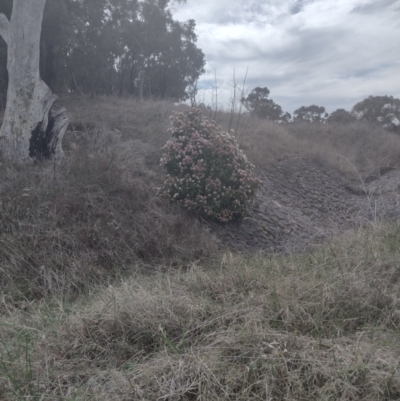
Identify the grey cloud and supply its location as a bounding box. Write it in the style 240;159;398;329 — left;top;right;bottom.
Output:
258;27;349;69
245;3;264;14
351;67;382;78
351;0;400;14
173;0;400;114
206;25;348;68
290;0;304;15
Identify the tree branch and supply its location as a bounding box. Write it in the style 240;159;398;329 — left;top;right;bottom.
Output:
0;13;9;45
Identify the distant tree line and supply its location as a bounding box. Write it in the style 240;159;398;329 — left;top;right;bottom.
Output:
241;88;400;133
0;0;205;103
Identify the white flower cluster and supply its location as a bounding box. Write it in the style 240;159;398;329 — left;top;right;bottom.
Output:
160;108;262;223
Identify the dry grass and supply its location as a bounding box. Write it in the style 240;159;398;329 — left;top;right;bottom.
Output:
60;95;179;150
286;122;400;179
1;223;399;400
1;97;400;400
210;109;400;180
0;108;218;304
3;97;400;180
59;97;400;180
1;97;399;301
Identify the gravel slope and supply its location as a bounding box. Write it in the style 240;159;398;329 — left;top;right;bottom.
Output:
210;158;400;253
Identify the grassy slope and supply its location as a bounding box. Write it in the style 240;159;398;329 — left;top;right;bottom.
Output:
0;97;399;400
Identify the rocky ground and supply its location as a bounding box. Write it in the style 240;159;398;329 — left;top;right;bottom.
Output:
209;158;400;253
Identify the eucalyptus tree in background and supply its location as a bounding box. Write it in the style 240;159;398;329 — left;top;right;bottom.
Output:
240;87;289;122
65;0;204;100
327;108;356;125
0;0;203;102
143;17;205;100
0;0;69;161
40;0;76;92
293;105;328;124
352;95;400;132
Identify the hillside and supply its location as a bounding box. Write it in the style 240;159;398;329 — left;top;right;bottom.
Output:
0;97;399;400
214;157;400;253
59;96;400;254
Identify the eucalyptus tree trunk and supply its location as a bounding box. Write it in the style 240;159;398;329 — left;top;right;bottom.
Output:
0;0;69;161
138;68;144;103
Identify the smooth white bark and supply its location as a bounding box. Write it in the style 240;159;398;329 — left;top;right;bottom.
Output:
0;13;9;45
0;0;69;161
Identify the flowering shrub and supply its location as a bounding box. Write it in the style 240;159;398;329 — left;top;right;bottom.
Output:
160;108;262;223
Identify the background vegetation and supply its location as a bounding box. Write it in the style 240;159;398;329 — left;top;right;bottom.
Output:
240;88;400;133
0;0;204;101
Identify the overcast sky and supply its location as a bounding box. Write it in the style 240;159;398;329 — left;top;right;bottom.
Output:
172;0;400;114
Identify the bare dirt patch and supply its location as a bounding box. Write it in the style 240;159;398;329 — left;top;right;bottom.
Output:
211;157;400;253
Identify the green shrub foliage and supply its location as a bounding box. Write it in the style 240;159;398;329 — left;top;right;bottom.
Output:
160;108;262;222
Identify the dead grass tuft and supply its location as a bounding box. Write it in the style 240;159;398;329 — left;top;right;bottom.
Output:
210;109;400;179
61;96;180;149
0;224;399;400
0;120;217;303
